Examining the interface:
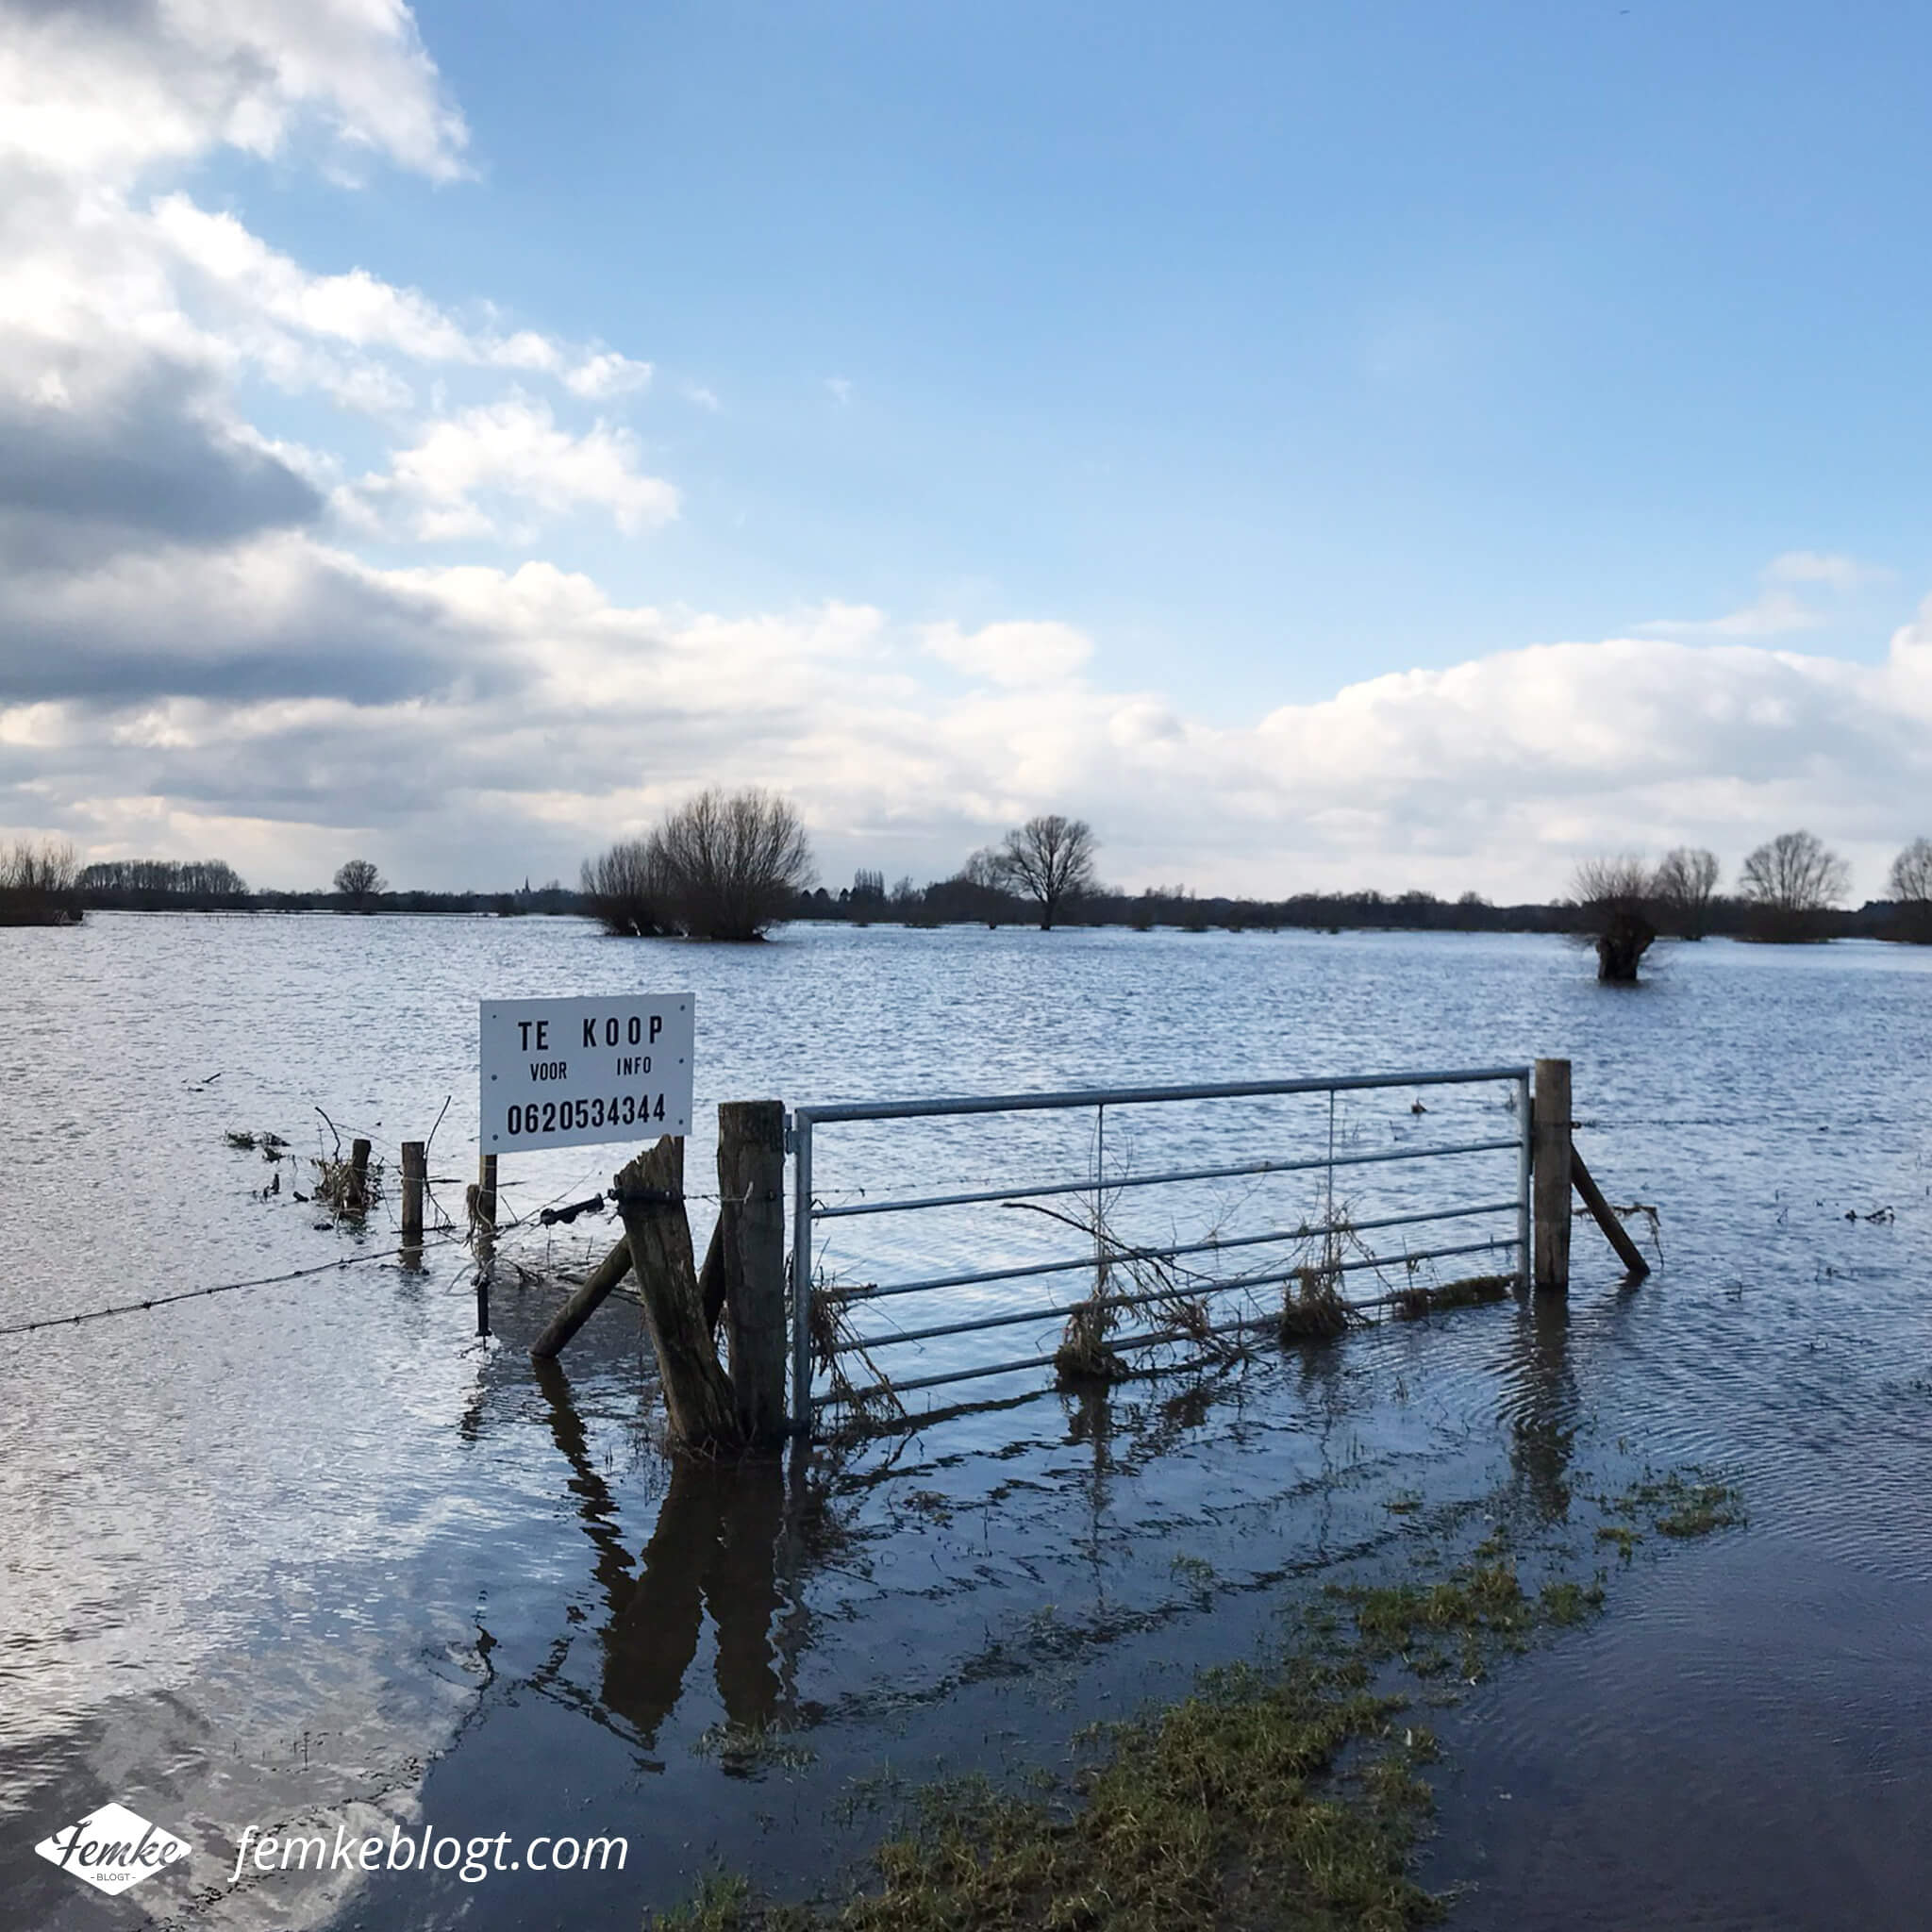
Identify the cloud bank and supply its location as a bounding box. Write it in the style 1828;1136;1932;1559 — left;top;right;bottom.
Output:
1;1;1926;902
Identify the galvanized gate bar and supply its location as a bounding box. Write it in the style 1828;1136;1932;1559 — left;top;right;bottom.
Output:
836;1234;1519;1356
814;1135;1522;1222
798;1064;1530;1124
822;1196;1523;1304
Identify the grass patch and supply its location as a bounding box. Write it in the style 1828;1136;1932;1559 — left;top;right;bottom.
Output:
1391;1274;1514;1322
1280;1265;1359;1342
856;1660;1438;1932
1605;1472;1747;1541
692;1721;819;1778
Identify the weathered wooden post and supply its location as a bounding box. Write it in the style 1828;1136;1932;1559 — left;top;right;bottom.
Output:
348;1137;372;1216
1532;1058;1572;1293
400;1141;425;1249
1570;1146;1652;1280
717;1101;788;1445
614;1137;741;1451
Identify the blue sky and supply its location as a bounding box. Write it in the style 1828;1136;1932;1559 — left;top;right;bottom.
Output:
239;2;1932;698
3;1;1929;893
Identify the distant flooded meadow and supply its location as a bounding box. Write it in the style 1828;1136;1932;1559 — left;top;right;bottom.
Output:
2;915;1928;1929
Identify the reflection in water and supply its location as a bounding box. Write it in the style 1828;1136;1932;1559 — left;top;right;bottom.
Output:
1501;1291;1580;1523
534;1359;791;1746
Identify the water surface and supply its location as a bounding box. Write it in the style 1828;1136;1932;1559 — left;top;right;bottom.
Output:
1;916;1926;1929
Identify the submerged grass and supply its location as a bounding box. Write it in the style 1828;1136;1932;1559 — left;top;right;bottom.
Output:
1390;1275;1514;1323
650;1462;1747;1932
1606;1471;1747;1540
1280;1265;1359;1342
658;1658;1441;1931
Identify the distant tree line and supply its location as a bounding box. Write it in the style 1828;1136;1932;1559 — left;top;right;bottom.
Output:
78;858;252;908
22;806;1932;953
63;854;581;919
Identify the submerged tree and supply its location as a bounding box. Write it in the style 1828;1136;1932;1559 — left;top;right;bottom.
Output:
1889;837;1932;903
1651;845;1720;939
332;858;386;906
1738;829;1847;940
992;814;1097;930
1572;854;1656;983
0;838;82;926
581;836;673;937
583;790;816;941
1888;836;1932;942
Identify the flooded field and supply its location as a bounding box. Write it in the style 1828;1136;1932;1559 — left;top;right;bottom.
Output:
2;915;1928;1930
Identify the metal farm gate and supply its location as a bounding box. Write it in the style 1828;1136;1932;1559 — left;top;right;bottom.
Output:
788;1066;1533;1430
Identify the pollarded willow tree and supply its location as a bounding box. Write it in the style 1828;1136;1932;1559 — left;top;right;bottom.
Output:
584;787;816;942
1571;854;1656;983
580;836;672;937
992;814;1097;930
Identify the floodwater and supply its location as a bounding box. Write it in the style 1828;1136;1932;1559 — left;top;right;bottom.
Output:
1;915;1927;1931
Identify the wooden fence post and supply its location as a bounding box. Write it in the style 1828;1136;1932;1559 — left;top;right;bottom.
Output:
400;1141;425;1249
348;1137;372;1216
475;1153;497;1238
614;1137;741;1452
717;1101;788;1446
1532;1058;1572;1293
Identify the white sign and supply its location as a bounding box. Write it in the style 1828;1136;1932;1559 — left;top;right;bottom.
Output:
480;994;693;1153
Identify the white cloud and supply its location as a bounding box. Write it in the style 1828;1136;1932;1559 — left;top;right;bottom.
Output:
8;516;1932;902
151;195;649;408
348;398;678;540
563;351;653;400
1641;550;1890;638
924;620;1093;687
0;0;468;185
1766;550;1890;592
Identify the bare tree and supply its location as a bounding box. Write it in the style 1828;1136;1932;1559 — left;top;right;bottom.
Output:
580;836;672;937
1652;845;1720;939
0;838;81;925
333;858;386;904
992;815;1096;930
1571;853;1656;982
1889;837;1932;903
1889;836;1932;943
1573;854;1652;909
650;787;816;941
1738;830;1848;912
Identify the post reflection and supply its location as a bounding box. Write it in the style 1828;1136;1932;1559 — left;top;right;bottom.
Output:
1500;1291;1580;1523
534;1359;793;1748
